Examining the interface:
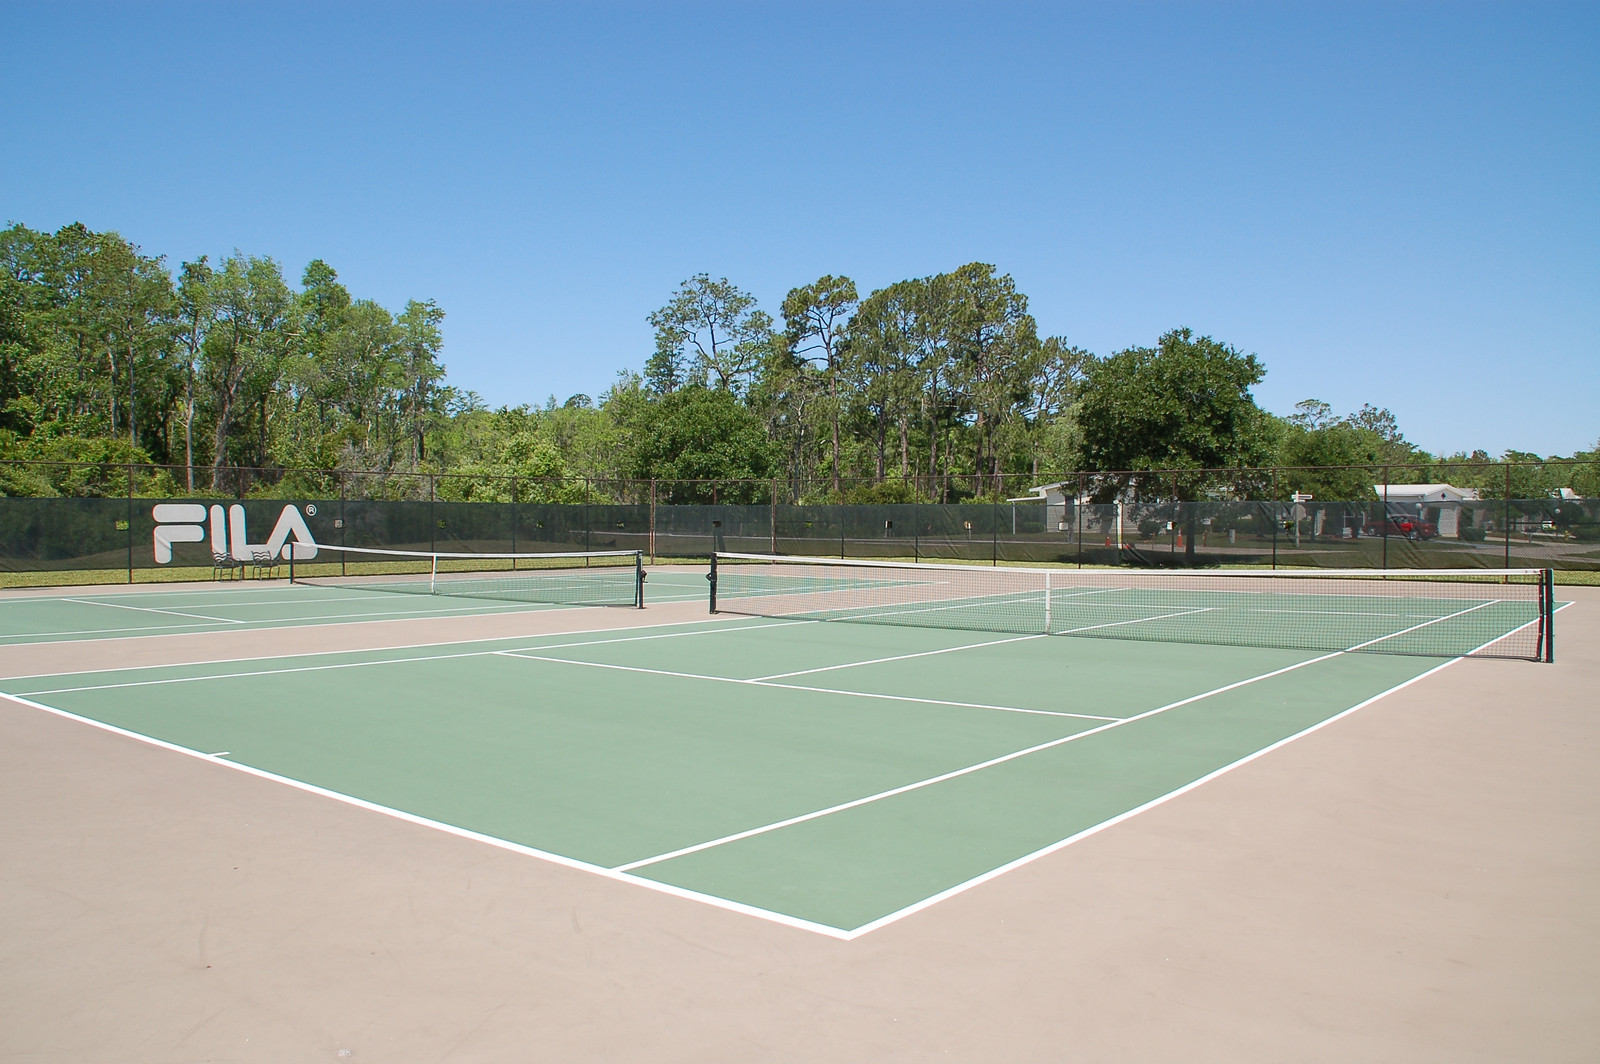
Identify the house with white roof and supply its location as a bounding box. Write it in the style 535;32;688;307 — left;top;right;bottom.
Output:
1375;483;1481;537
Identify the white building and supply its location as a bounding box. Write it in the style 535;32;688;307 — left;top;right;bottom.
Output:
1375;483;1482;537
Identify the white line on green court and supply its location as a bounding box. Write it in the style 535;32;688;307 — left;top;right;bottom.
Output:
7;619;805;695
0;596;665;644
842;655;1468;938
61;597;248;624
750;633;1045;681
1343;599;1497;651
609;646;1353;874
0;598;555;641
1058;607;1215;633
493;650;1120;722
0;689;857;941
0;613;754;681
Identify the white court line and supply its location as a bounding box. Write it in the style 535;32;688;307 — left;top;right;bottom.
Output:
1343;599;1498;651
1248;608;1452;617
1057;607;1215;634
0;614;762;682
752;634;1045;681
494;651;1120;722
60;598;248;624
0;690;854;941
842;655;1469;938
9;619;800;696
611;647;1348;873
0;597;605;644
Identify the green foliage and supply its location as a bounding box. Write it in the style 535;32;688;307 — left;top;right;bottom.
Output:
628;387;776;502
646;275;772;396
837;479;924;504
1076;328;1274;496
0;221;1585;507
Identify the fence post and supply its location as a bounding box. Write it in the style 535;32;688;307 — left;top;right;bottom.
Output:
1381;467;1389;571
510;476;518;568
429;474;436;555
1503;463;1512;569
1270;469;1278;570
649;479;657;565
770;478;777;555
992;496;998;566
1076;474;1085;569
126;462;134;583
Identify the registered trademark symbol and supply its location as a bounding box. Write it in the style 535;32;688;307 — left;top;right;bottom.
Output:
305;504;318;516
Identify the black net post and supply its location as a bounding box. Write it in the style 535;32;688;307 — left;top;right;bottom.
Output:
707;551;718;613
1543;568;1555;663
635;552;645;608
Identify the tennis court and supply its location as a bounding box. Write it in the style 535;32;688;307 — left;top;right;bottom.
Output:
0;548;703;645
0;553;1565;937
4;548;1595;1060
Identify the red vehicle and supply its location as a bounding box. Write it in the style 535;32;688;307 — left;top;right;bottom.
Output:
1360;516;1437;540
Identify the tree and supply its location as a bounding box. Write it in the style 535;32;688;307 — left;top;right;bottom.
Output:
845;280;922;483
395;299;446;464
781;275;858;490
1277;418;1386;499
1077;327;1274;495
202;254;296;486
944;263;1040;493
1287;399;1336;431
627;386;776;502
1025;335;1091;477
646;275;771;396
173;258;215;486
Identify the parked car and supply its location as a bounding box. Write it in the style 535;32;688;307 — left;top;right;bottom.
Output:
1360;516;1437;540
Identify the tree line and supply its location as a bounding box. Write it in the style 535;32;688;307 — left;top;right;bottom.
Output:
2;220;1595;503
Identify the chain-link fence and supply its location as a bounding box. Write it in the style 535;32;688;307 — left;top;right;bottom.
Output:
1;460;1595;584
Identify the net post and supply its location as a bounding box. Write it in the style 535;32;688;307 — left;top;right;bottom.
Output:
708;552;719;614
1542;568;1555;663
1043;569;1052;633
430;552;437;595
635;551;645;608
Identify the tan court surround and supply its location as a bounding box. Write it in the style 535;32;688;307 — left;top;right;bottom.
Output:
1;586;1596;1062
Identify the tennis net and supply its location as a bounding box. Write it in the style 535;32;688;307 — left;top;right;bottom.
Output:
290;544;644;608
709;553;1554;661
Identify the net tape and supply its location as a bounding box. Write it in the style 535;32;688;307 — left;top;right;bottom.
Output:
291;543;644;609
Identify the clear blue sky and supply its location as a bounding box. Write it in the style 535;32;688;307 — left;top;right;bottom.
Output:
4;1;1595;457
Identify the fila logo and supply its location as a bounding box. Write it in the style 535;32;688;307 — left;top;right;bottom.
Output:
151;503;318;564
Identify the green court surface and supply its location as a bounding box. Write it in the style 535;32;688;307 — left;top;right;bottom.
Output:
0;569;711;644
3;611;1472;937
